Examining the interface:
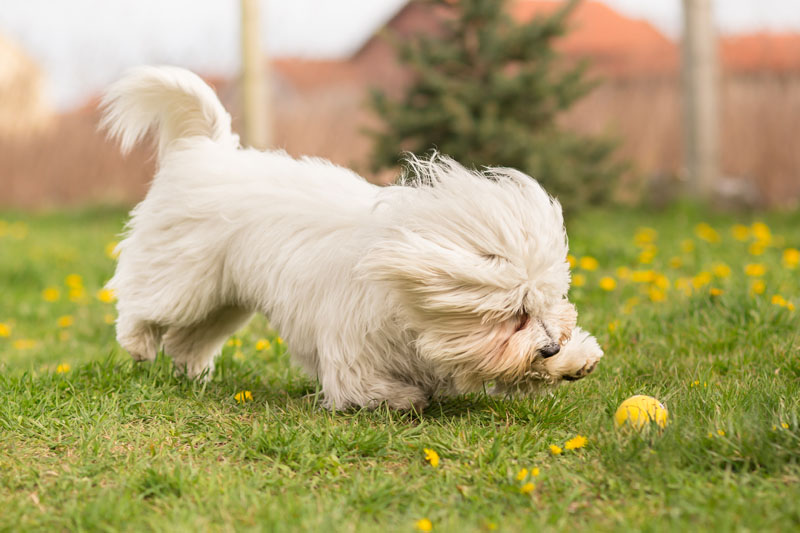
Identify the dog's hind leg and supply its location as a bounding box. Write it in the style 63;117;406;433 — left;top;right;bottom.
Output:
163;306;254;380
116;315;165;362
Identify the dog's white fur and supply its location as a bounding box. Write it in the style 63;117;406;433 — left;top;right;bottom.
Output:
101;66;603;410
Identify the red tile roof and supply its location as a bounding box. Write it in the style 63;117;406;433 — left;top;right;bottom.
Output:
721;32;800;73
514;1;800;76
512;1;678;76
273;0;800;92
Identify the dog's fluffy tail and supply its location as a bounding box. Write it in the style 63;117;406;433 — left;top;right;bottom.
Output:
100;65;238;159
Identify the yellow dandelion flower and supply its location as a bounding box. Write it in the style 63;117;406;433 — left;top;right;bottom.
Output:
69;287;86;302
712;263;731;278
695;223;720;243
104;314;115;325
226;338;242;347
748;242;765;256
750;280;766;295
42;287;60;302
579;256;599;271
783;248;800;269
564;435;588;450
638;248;656;264
616;266;631;279
744;263;766;277
96;288;116;303
516;468;528;481
234;390;253;404
255;338;271;351
771;294;787;307
751;221;771;243
56;363;71;374
65;274;83;289
668;256;682;269
531;467;540;477
572;274;586;287
276;337;284;345
781;422;789;429
57;315;74;328
631;270;655;283
608;320;620;333
648;287;666;303
654;274;670;290
13;339;36;350
105;241;120;259
485;522;497;531
788;302;796;311
709;287;723;296
549;444;563;456
567;254;576;268
634;227;658;246
681;239;695;253
520;482;535;494
0;322;10;337
717;429;725;437
731;224;750;241
424;448;440;468
415;518;433;532
599;277;617;291
692;271;712;289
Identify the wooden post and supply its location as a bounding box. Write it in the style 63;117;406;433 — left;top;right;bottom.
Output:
241;0;271;149
681;0;718;198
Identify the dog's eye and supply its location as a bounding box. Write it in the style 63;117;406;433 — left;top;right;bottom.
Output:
482;253;507;263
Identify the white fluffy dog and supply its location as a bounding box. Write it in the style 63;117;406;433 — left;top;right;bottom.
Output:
101;66;603;410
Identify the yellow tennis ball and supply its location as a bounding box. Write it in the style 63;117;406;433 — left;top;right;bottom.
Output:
614;395;668;430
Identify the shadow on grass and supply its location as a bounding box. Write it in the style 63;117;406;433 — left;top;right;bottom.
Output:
19;349;586;429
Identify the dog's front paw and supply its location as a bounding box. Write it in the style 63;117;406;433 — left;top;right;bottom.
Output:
544;327;603;382
562;359;600;381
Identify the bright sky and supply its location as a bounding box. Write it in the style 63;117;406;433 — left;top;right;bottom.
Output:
1;0;798;109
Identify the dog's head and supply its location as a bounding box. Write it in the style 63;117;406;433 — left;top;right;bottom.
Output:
360;156;576;391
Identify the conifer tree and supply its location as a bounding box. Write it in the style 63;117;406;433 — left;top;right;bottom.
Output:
369;0;621;211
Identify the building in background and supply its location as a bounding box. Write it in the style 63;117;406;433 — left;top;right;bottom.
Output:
0;34;52;138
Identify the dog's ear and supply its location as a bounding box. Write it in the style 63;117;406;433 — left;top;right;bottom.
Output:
358;228;528;321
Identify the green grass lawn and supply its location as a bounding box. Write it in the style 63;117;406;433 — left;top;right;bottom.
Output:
1;205;799;532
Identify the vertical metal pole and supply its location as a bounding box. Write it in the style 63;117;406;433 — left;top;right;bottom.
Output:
682;0;719;197
241;0;271;149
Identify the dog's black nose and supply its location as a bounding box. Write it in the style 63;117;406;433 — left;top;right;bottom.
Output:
540;343;560;358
